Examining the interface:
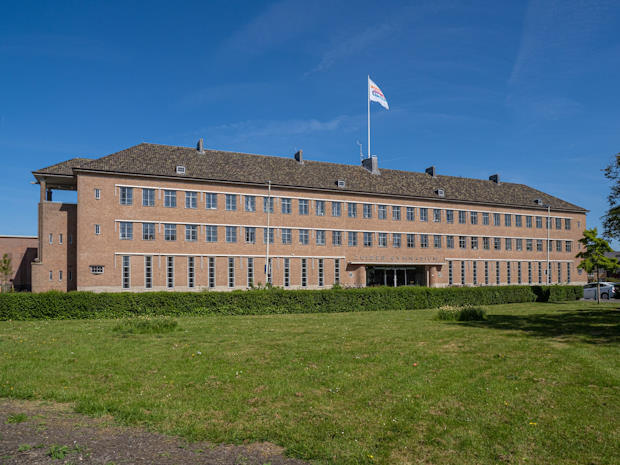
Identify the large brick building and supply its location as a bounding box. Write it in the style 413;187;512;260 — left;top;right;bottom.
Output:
31;141;587;292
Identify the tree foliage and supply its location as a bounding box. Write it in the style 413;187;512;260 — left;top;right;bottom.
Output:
576;228;618;274
0;254;13;292
602;154;620;239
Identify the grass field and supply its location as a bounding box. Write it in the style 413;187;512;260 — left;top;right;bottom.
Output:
1;301;618;464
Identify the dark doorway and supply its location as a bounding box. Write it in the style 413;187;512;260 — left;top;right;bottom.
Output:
366;266;427;287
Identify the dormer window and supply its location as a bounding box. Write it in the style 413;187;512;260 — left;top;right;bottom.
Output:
176;165;186;175
435;188;445;198
337;180;346;188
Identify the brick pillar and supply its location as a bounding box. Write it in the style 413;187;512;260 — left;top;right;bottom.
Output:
428;265;438;287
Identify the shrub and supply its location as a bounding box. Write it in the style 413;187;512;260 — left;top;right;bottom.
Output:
437;305;486;321
0;285;583;321
112;316;178;334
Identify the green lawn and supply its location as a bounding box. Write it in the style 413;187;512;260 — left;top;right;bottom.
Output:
1;302;618;464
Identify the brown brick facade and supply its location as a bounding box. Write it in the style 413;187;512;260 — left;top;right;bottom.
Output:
0;236;38;291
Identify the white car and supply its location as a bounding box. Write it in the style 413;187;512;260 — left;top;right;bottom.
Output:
583;282;617;300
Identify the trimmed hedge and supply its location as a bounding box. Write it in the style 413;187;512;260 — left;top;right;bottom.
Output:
0;285;583;321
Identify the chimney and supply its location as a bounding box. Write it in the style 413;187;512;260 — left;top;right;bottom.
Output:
362;156;380;175
197;138;205;154
425;166;436;177
294;150;303;164
489;174;500;184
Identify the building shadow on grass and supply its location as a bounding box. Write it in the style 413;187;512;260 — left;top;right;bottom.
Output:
460;306;620;344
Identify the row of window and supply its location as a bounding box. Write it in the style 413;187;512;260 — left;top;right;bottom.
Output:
48;270;72;281
120;255;340;290
114;222;574;252
115;186;573;230
47;233;73;245
447;260;573;285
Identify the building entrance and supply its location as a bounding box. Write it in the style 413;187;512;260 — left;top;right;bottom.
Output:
366;266;427;287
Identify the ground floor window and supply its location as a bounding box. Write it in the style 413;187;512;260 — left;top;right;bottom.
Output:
301;258;308;287
167;256;174;289
266;258;272;285
567;262;571;283
334;259;340;285
472;261;477;285
558;262;562;283
284;258;290;287
528;262;532;285
517;262;522;284
538;262;543;284
122;255;130;289
448;261;453;285
507;262;511;285
495;261;500;285
145;256;152;289
188;256;195;288
318;259;324;287
209;257;215;288
247;257;254;287
484;261;489;285
228;257;235;288
461;261;465;285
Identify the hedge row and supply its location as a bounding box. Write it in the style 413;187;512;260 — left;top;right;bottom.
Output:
0;285;583;321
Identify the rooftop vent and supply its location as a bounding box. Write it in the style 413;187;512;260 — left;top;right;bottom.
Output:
176;165;186;175
435;188;445;198
197;138;205;154
294;150;303;164
337;179;346;188
489;174;500;184
362;156;380;175
425;166;436;177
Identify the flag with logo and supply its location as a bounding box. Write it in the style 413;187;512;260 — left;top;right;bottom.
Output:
368;77;389;110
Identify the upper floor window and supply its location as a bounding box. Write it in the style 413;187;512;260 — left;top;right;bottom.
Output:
493;213;500;226
471;237;478;250
378;205;387;219
316;230;326;245
420;234;429;248
225;194;237;211
205;193;217;210
565;218;571;230
120;187;133;205
299;199;309;215
458;210;466;224
555;217;562;230
164;224;176;241
494;237;501;250
281;198;292;214
407;234;415;248
526;216;532;228
331;230;342;246
282;228;292;244
299;229;309;245
348;231;358;247
407;206;415;221
446;235;454;248
205;225;217;242
332;201;342;217
244;195;256;212
470;211;477;225
185;224;198;241
226;226;237;243
505;214;511;227
142;223;155;241
119;222;133;240
515;215;522;227
263;197;274;213
378;232;388;247
505;238;512;251
348;202;357;218
565;241;572;252
363;232;373;247
94;224;101;235
434;235;442;248
315;200;325;216
419;208;428;222
164;190;176;208
363;204;373;219
263;227;274;244
142;188;155;207
392;206;401;221
482;212;489;225
459;236;466;249
185;191;198;209
245;227;256;244
94;188;101;200
536;216;542;228
446;209;454;224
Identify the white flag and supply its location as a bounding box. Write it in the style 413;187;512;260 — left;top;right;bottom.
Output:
368;77;389;110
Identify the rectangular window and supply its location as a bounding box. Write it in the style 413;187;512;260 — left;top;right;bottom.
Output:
228;257;235;288
473;261;477;285
567;262;571;283
461;261;466;285
458;210;466;224
406;207;415;221
164;190;176;208
555;217;562;230
348;202;357;218
518;262;522;284
558;262;562;283
185;224;198;242
315;200;325;216
496;261;500;285
94;188;101;200
331;230;342;246
420;234;429;248
164;224;177;241
281;198;292;214
536;216;542;228
95;224;101;235
471;236;478;250
244;195;256;212
446;235;454;248
185;191;198;209
565;218;571;230
484;261;489;285
208;257;215;288
316;229;326;245
556;240;562;252
266;258;272;285
407;234;415;248
434;209;442;223
122;255;130;289
528;262;532;284
470;211;477;225
515;215;522;227
225;194;237;211
188;256;195;288
448;261;453;285
58;270;63;282
505;214;512;227
494;237;501;250
420;208;428;222
283;258;290;287
536;239;543;252
90;265;104;275
483;237;490;250
143;188;155;207
393;233;401;248
119;222;133;240
482;212;489;225
493;213;500;226
263;227;274;244
446;209;454;224
59;234;63;245
516;239;523;251
226;226;237;243
318;259;324;287
120;187;133;205
378;204;387;219
299;229;309;245
142;223;155;240
526;216;533;228
363;203;373;219
393;206;402;221
282;228;292;244
459;236;466;249
334;259;340;285
145;256;152;289
378;232;387;247
301;258;308;287
167;256;174;289
245;227;256;244
538;262;543;284
363;232;373;247
332;201;342;217
247;257;254;287
565;241;572;252
548;240;553;252
434;235;442;248
505;238;512;251
299;199;309;215
263;196;274;213
526;239;533;251
205;225;217;242
348;231;358;247
507;262;511;285
205;193;217;209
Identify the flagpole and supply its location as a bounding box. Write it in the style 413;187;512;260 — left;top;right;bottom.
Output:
367;75;370;159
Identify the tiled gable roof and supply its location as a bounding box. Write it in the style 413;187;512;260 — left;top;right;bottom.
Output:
33;158;92;176
37;143;586;213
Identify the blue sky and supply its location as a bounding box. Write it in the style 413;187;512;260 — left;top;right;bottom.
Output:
1;0;619;244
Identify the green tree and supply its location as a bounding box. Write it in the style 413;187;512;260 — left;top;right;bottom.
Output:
602;154;620;239
0;253;13;293
577;228;619;303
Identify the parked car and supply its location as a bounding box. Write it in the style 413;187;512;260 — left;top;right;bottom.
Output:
583;282;618;300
